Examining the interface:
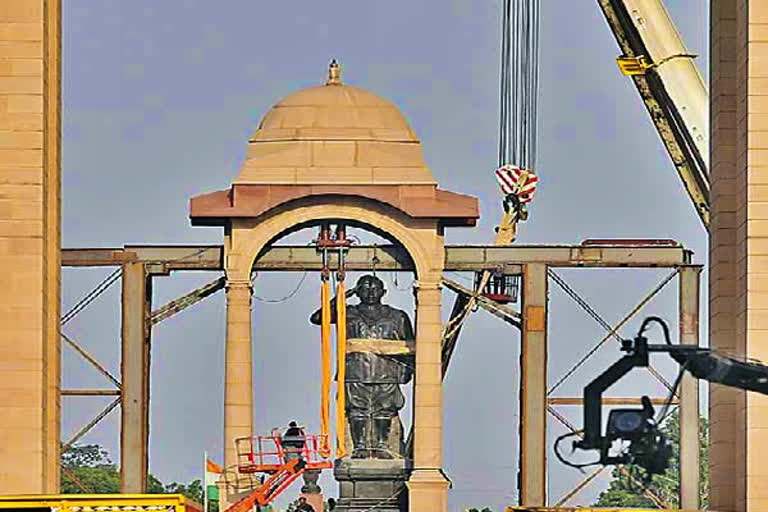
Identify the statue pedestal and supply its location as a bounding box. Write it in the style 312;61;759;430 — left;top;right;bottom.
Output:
334;458;410;512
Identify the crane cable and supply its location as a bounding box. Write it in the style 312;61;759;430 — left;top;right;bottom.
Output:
500;0;540;170
442;0;541;342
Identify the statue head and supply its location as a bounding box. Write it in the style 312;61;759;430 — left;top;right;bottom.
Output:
355;275;386;305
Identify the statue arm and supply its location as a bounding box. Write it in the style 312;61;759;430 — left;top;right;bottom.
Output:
309;286;357;325
309;300;336;325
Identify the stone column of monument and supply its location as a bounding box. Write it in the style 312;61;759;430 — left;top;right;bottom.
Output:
190;61;478;512
0;0;61;493
709;1;768;510
407;280;450;512
223;279;254;493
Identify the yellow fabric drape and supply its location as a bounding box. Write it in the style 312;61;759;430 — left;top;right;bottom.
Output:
335;281;348;458
319;280;332;458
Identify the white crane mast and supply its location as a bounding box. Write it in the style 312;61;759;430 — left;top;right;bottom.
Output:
599;0;710;227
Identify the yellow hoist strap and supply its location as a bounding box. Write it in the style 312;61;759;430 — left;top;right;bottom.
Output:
319;280;332;459
335;281;348;458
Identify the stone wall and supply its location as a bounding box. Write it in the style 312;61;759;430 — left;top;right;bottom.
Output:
0;0;60;493
710;1;768;510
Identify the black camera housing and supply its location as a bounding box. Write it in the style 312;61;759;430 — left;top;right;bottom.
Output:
606;408;653;442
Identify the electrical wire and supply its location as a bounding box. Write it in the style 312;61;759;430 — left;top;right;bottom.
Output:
252;271;309;303
656;364;686;426
554;431;600;472
390;271;414;292
356;488;403;512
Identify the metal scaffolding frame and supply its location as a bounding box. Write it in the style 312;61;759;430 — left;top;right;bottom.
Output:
60;242;699;505
540;265;700;508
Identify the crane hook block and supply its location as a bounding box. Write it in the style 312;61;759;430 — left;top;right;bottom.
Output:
495;165;538;204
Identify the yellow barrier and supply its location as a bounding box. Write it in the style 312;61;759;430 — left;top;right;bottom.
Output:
0;494;202;512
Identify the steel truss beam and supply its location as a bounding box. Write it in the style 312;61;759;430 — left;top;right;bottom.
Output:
62;389;121;396
441;277;522;327
149;277;226;325
61;397;121;453
547;269;680;397
548;397;678;406
63;243;691;270
553;466;605;507
435;265;697;507
61;332;121;389
60;241;694;503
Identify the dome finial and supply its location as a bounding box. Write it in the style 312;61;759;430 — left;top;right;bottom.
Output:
327;59;342;85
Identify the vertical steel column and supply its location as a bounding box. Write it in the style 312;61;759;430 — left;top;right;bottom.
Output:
519;263;548;506
679;265;702;510
120;262;151;493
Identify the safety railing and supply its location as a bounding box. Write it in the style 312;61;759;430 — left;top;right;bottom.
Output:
235;433;332;474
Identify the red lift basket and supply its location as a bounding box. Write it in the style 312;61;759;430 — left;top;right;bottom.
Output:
476;271;520;304
235;434;333;474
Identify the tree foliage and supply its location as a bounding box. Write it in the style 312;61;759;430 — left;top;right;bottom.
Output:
593;410;709;508
61;444;120;494
164;479;204;503
61;443;204;504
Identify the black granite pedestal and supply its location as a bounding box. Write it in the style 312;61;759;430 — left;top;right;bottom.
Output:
334;458;411;512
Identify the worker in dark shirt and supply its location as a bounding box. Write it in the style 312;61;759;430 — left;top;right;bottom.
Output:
282;421;306;461
296;497;315;512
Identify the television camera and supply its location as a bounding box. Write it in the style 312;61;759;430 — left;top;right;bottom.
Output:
558;316;768;479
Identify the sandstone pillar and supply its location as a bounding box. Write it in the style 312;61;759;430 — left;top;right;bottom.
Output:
407;280;450;512
710;1;740;509
0;0;61;493
710;1;768;510
224;280;253;478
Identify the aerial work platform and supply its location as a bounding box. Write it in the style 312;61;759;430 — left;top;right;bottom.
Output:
222;434;333;511
235;434;332;475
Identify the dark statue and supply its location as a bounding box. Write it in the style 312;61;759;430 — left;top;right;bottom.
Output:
311;275;414;460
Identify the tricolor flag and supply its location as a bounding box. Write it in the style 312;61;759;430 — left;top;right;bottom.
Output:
205;458;222;502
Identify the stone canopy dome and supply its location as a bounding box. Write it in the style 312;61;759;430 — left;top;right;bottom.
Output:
191;62;478;227
235;63;435;185
254;83;419;142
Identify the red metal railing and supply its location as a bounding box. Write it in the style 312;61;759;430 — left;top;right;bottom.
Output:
235;434;332;474
581;238;680;247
